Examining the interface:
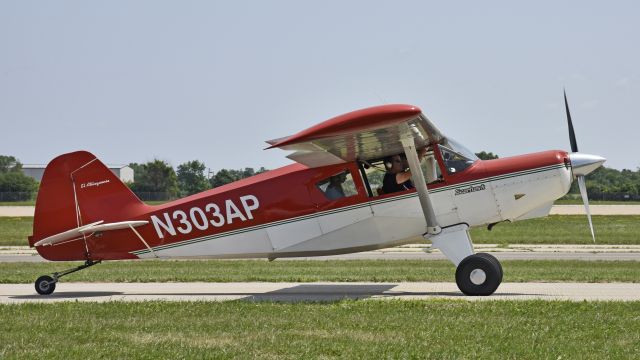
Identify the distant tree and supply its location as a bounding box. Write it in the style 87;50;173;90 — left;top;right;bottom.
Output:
475;151;499;160
128;163;144;178
127;160;179;199
0;155;38;201
210;169;240;188
0;172;38;192
0;155;21;173
579;166;640;196
177;160;210;196
210;167;268;188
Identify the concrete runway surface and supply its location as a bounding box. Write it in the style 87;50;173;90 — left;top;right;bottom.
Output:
3;243;640;262
2;282;640;303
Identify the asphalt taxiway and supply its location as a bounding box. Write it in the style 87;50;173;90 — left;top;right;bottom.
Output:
2;282;640;303
3;244;640;262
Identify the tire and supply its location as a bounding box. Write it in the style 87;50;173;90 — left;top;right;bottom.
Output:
475;253;503;284
455;254;501;296
35;275;56;295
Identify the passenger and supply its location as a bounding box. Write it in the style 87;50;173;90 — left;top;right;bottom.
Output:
325;173;347;200
382;148;427;194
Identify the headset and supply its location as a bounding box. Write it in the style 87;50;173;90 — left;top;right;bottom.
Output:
384;157;393;170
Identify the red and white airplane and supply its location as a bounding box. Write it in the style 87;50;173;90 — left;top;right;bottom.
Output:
29;94;605;296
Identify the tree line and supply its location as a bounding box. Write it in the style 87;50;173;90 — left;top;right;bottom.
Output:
127;160;268;200
1;153;640;201
0;156;39;201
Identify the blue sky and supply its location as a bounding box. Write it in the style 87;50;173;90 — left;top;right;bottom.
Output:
1;1;637;171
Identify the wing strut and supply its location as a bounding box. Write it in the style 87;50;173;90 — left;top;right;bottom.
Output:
400;135;441;235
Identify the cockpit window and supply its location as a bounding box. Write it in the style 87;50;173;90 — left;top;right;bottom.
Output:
316;170;358;200
439;142;477;175
445;138;479;162
358;150;442;197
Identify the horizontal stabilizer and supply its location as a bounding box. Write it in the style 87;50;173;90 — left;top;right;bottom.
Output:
79;220;149;234
34;220;148;247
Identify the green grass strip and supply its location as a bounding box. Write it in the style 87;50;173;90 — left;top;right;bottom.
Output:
2;259;640;284
1;300;639;359
0;217;32;246
3;215;640;247
470;215;640;245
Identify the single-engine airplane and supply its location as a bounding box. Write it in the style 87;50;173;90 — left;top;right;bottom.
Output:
29;93;605;296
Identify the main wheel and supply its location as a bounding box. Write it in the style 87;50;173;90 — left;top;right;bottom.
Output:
35;275;56;295
455;254;501;296
476;252;503;283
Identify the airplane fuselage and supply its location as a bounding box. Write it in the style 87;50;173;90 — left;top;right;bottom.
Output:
34;149;572;261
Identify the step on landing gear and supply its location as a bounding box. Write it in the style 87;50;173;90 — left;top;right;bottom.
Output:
35;260;101;295
455;253;503;296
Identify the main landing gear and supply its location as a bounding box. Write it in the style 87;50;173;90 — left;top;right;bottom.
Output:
35;260;101;295
455;253;503;296
428;224;503;296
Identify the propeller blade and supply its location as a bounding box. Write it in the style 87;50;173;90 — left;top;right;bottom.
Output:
577;175;595;242
564;90;579;153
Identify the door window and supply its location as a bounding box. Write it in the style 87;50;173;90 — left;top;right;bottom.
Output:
316;170;358;200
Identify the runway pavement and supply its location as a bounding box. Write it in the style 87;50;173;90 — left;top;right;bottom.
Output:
2;282;640;303
3;244;640;262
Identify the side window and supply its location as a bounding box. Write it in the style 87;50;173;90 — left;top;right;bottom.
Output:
362;164;385;196
316;170;358;200
359;154;442;197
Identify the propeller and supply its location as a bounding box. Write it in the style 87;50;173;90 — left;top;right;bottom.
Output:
564;90;605;242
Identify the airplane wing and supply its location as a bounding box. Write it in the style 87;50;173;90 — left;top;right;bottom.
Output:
266;104;445;167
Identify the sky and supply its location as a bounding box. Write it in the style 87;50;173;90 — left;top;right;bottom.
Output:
1;1;638;172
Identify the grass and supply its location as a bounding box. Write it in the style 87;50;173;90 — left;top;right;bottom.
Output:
1;300;639;359
0;217;32;246
3;215;640;246
554;198;640;205
2;259;640;284
0;201;36;206
470;215;640;244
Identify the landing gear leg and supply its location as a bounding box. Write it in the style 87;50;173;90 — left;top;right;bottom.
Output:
34;260;101;295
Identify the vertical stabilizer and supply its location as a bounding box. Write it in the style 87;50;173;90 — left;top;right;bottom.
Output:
30;151;147;259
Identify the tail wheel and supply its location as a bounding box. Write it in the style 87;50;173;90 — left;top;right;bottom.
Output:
455;254;501;296
35;275;56;295
475;252;503;283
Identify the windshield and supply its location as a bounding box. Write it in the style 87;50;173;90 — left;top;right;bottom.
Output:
445;138;479;161
439;138;478;175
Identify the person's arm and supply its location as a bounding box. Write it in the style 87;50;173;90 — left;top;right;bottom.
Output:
395;147;428;184
418;146;428;161
395;171;412;184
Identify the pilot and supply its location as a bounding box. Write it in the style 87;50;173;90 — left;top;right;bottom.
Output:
382;148;428;194
325;173;347;200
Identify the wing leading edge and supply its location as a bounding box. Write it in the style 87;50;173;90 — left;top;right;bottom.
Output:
266;104;445;168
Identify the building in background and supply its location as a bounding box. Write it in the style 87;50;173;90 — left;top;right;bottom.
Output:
22;164;134;183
